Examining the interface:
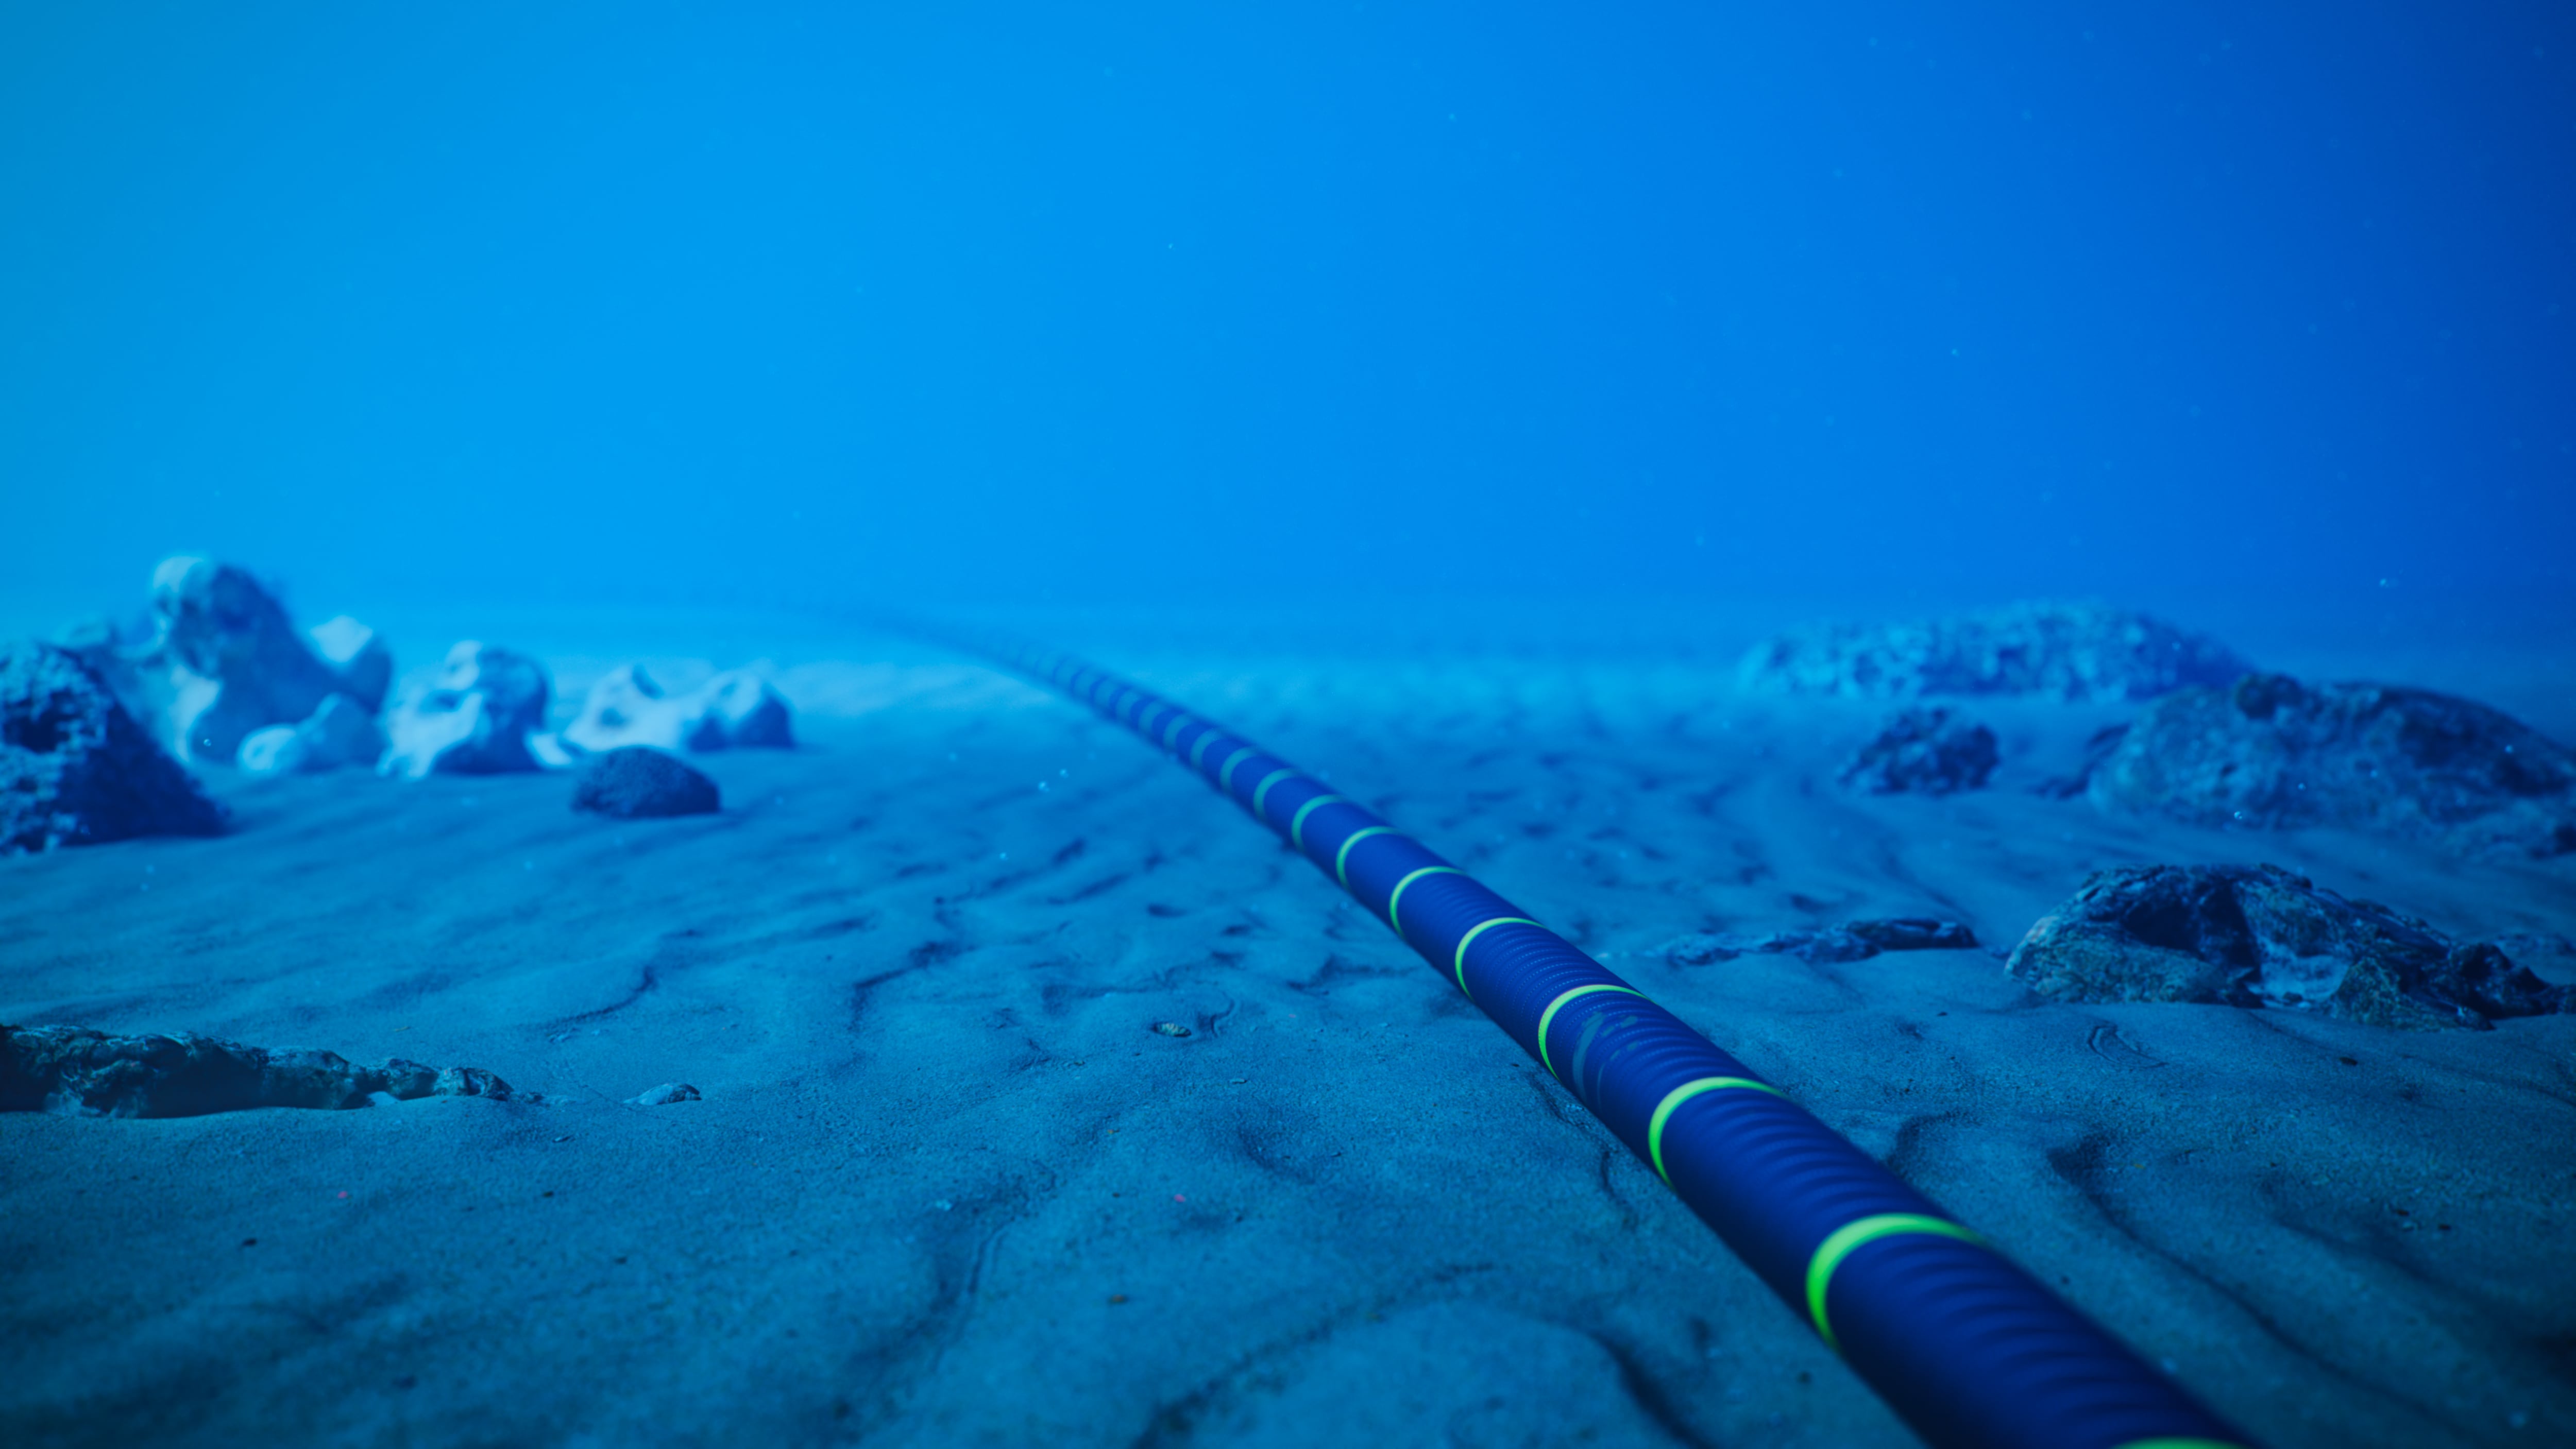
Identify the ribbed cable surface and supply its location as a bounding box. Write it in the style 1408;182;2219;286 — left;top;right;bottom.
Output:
980;637;2256;1449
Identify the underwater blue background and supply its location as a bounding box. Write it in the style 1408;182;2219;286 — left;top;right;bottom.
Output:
4;2;2570;629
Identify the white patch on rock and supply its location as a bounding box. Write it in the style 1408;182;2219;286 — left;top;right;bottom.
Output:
306;616;392;711
380;641;552;779
564;664;793;754
238;693;387;778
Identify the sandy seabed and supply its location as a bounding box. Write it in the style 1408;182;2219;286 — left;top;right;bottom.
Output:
3;606;2571;1448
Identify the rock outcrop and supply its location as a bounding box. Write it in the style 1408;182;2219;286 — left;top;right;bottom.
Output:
2;643;226;854
2007;863;2574;1030
306;615;393;713
571;747;720;819
237;693;386;778
1841;706;1998;795
2088;673;2576;858
1665;917;1979;966
563;665;793;755
1;1023;521;1117
380;642;552;779
1740;601;2249;703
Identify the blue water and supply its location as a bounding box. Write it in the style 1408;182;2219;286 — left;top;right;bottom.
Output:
3;4;2570;628
6;14;2576;1444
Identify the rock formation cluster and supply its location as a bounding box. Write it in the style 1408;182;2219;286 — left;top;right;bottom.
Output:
63;556;391;771
3;557;811;846
1739;600;2250;703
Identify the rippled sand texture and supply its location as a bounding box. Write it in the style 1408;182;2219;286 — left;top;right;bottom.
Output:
4;621;2570;1448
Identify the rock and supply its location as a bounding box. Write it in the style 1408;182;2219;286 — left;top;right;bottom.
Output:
627;1082;701;1106
2006;863;2575;1030
380;641;551;779
145;557;388;765
54;613;175;740
1845;918;1981;951
562;666;665;751
235;728;298;776
2493;933;2576;980
0;1022;523;1117
1841;706;1999;794
1663;917;1979;966
570;747;719;819
2;643;226;855
2088;673;2576;858
703;670;793;747
1663;934;1744;965
307;616;393;712
562;665;793;754
1739;601;2249;703
237;693;386;778
1775;929;1879;964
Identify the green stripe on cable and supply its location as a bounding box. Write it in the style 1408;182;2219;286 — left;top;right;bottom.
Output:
1645;1077;1783;1182
1806;1214;1984;1355
1289;794;1348;851
1189;731;1223;771
1451;917;1538;998
1385;865;1464;935
1538;983;1644;1080
1334;826;1397;888
1250;769;1296;820
1217;747;1257;793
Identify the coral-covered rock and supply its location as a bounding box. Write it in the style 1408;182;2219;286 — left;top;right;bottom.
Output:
2006;863;2574;1030
1841;706;1999;795
1740;601;2248;703
2089;674;2576;858
237;693;386;777
563;665;793;754
571;747;720;819
380;641;551;779
1;643;226;854
0;1022;522;1117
